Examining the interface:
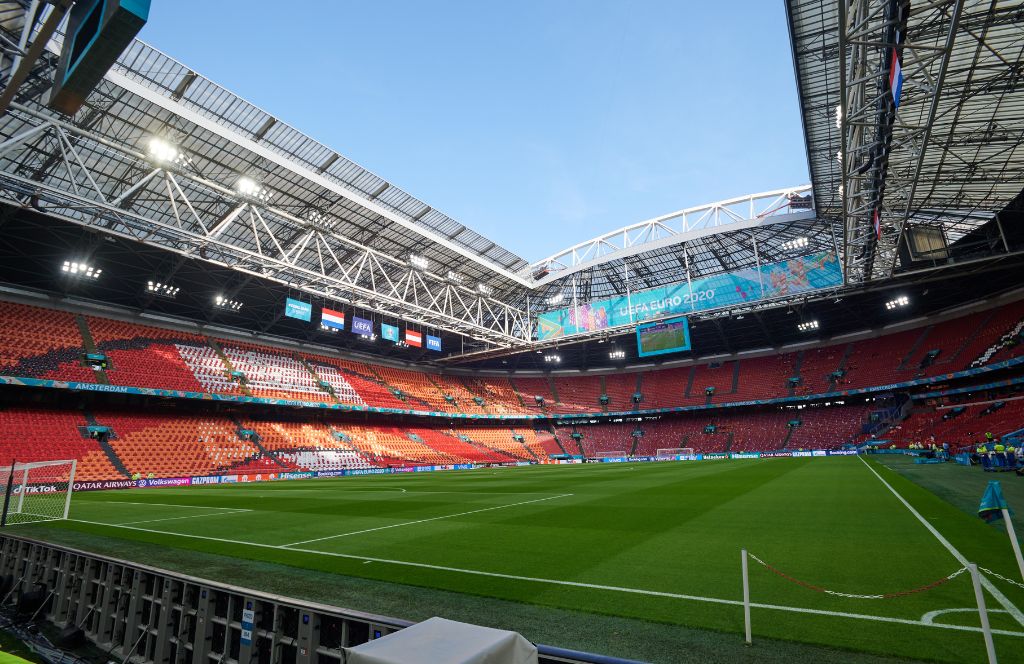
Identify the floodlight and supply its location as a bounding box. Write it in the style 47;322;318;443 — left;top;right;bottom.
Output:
781;237;809;251
147;280;179;297
236;177;270;203
214;295;243;310
61;260;100;279
477;284;492;295
408;254;429;270
544;354;561;363
885;296;910;310
547;293;564;306
609;350;626;360
797;320;819;332
147;137;182;164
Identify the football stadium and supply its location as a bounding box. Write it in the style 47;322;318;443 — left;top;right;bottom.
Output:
0;1;1022;663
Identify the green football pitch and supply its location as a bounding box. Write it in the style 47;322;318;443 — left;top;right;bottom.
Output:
13;456;1024;662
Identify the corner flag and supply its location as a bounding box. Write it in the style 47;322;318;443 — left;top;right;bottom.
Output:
979;481;1010;523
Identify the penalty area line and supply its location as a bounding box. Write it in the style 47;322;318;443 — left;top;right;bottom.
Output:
64;518;1024;639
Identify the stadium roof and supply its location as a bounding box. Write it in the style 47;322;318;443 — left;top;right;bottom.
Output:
0;2;533;347
786;0;1024;283
0;1;1020;365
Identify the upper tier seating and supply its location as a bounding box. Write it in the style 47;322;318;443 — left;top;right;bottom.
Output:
0;302;96;382
372;365;454;412
176;344;239;394
302;354;406;409
86;318;208;391
221;342;330;401
510;377;556;411
461;376;525;414
553;375;604;412
1;298;1023;415
429;375;489;413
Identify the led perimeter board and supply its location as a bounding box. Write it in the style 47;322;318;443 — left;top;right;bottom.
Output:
636;316;691;357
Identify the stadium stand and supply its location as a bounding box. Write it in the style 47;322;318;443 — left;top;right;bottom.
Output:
462;376;526;414
0;302;97;382
0;300;1023;423
176;344;240;395
86;317;209;391
220;341;330;401
0;406;119;481
91;410;281;478
883;397;1024;448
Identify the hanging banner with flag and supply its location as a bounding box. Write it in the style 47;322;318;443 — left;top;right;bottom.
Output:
406;329;422;347
285;298;312;322
320;307;345;330
426;335;442;351
381;323;399;343
351;316;373;337
979;480;1011;523
890;49;903;109
873;209;882;240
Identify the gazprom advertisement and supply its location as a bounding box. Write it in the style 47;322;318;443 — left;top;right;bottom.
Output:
537;251;842;340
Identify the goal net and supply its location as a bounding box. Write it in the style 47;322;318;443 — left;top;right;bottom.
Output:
656;448;696;459
1;460;76;526
595;450;629;458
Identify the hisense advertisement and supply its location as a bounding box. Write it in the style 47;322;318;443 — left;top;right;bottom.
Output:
537;251;841;340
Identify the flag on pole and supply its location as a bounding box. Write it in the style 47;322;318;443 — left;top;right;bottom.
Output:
406;329;422;347
889;49;903;109
979;480;1011;523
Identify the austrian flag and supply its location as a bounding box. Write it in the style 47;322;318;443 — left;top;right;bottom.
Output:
406;329;423;347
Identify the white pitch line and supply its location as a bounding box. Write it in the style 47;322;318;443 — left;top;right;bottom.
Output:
859;455;1024;627
118;509;252;526
922;607;1010;625
281;493;574;547
78;501;242;510
63;518;1024;639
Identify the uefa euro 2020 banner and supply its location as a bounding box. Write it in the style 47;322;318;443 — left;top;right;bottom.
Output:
537;251;842;340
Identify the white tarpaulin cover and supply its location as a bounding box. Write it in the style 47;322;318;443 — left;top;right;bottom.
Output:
343;617;538;664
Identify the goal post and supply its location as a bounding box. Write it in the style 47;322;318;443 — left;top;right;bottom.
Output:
656;447;696;459
1;459;76;526
595;450;629;459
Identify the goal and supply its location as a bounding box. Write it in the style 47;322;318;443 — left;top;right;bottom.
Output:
595;450;629;459
1;460;76;526
656;448;696;459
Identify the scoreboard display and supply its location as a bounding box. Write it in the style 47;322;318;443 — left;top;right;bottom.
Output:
636;316;691;357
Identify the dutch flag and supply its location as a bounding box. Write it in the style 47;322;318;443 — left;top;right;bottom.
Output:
406;330;422;347
321;307;345;330
889;49;903;109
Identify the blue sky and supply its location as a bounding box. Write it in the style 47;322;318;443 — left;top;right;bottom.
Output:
138;1;808;262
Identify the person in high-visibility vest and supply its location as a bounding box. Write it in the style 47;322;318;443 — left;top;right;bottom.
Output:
994;443;1005;453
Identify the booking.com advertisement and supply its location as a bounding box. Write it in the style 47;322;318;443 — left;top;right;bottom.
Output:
536;251;842;340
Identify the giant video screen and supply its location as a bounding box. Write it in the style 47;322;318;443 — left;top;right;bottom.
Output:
636;316;691;357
